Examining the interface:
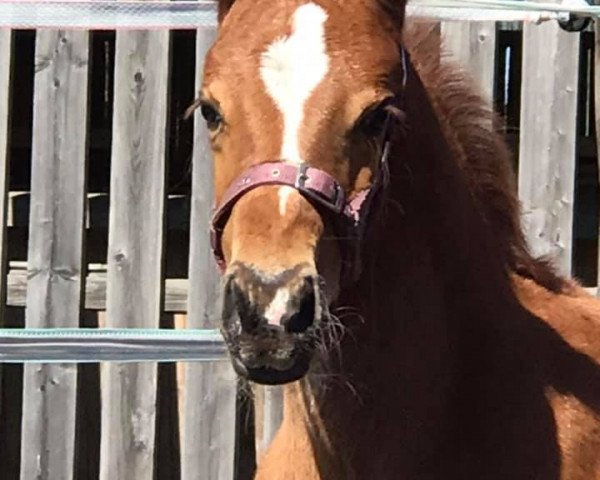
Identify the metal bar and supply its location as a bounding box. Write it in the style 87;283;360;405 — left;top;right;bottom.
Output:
0;0;587;30
0;1;218;30
0;329;227;363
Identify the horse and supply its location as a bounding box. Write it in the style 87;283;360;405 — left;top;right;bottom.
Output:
190;0;600;478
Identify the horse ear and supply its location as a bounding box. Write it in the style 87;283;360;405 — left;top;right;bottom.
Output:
217;0;236;23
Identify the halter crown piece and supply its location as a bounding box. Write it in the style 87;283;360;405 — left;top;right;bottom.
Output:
210;47;410;283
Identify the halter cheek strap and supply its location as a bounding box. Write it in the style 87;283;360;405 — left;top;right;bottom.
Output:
209;47;410;281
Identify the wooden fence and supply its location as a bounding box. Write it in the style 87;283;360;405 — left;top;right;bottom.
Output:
0;13;597;480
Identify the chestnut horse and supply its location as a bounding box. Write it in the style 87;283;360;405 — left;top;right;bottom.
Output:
192;0;600;478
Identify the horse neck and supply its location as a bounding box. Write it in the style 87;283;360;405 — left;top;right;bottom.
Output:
282;61;525;477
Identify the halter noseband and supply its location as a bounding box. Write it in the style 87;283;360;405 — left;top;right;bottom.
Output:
210;47;410;282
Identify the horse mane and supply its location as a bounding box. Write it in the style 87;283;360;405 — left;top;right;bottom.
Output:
403;23;567;293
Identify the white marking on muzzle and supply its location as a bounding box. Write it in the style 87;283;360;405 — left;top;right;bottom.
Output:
264;288;291;326
259;3;329;166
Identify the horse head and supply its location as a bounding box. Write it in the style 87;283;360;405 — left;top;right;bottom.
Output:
195;0;408;384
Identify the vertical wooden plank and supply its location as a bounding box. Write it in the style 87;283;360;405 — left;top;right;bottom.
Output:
441;21;497;103
0;29;20;479
99;27;169;480
181;26;237;480
0;30;11;320
0;29;13;475
518;20;580;275
0;27;12;470
254;386;283;458
175;312;187;445
21;29;89;480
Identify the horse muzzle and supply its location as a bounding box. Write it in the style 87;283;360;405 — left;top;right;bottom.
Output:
220;262;321;385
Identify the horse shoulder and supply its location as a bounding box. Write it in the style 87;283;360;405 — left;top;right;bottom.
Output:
512;274;600;479
512;274;600;365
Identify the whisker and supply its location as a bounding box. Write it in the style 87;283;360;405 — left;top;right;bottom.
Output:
332;305;360;312
332;305;366;325
306;371;364;404
337;312;365;324
384;197;405;216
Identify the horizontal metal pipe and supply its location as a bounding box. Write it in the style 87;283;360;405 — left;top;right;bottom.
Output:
0;0;587;30
0;0;217;30
0;328;229;363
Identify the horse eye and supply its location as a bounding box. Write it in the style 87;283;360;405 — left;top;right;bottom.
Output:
200;103;223;131
360;105;389;138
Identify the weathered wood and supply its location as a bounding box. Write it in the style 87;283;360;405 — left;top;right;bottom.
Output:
254;386;283;458
21;29;89;480
7;269;188;312
441;21;497;103
181;26;237;480
595;20;600;296
0;30;11;321
175;313;187;443
518;20;580;275
100;27;169;480
0;27;11;468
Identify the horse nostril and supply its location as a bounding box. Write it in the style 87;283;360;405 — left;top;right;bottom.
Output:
283;277;316;333
225;278;261;334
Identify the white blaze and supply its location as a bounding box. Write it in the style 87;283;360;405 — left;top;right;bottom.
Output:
264;288;291;326
278;186;295;216
260;3;329;216
260;2;330;167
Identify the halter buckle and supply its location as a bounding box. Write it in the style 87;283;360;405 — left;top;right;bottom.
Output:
295;164;345;213
294;163;310;189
